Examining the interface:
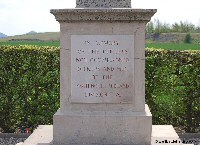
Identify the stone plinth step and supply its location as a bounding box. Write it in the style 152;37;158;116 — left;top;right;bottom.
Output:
21;125;190;145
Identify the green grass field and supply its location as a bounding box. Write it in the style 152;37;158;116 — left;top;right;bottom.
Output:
1;41;200;50
146;43;200;50
0;41;59;47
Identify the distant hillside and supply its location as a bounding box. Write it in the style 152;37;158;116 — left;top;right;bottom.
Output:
1;32;200;43
0;32;8;38
26;31;37;35
0;32;60;42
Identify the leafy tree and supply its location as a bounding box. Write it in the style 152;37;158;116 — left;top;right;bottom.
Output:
172;22;181;32
184;33;192;44
180;21;195;33
147;19;199;33
146;21;154;33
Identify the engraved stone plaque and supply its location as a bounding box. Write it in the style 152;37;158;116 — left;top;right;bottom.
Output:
71;35;134;103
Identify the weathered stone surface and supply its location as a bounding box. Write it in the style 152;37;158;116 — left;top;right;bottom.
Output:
76;0;131;8
50;9;157;23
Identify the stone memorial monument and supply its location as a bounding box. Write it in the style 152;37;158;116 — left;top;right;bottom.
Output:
50;1;156;144
22;0;189;145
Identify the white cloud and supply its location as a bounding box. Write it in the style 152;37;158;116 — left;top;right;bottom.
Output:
133;0;200;25
0;0;75;35
0;0;200;36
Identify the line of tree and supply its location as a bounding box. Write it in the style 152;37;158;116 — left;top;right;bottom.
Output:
146;19;200;33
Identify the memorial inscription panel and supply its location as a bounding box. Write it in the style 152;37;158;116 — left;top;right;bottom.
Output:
71;35;134;103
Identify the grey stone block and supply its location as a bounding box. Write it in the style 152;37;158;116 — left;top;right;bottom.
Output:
53;105;152;145
76;0;131;8
22;125;186;145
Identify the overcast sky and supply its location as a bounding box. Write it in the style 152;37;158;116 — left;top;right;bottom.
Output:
0;0;200;36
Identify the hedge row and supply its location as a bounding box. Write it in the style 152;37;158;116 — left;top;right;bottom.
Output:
146;48;200;133
0;45;199;133
0;45;60;132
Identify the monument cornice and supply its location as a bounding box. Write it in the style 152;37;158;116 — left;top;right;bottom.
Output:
50;9;157;23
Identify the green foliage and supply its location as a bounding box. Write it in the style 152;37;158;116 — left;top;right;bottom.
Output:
184;33;192;44
0;45;60;132
172;21;195;33
146;19;197;33
0;46;199;133
146;19;171;34
146;48;200;132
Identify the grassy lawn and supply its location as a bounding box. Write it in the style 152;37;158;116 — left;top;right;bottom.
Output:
146;43;200;50
0;41;60;47
1;41;200;50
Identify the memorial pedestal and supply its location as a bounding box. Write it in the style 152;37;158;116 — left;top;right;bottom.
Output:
49;8;156;145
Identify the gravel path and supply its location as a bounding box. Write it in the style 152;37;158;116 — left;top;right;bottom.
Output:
0;133;29;145
0;135;199;145
0;137;26;145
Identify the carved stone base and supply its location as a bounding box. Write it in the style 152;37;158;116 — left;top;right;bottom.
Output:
53;105;152;145
22;124;186;145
